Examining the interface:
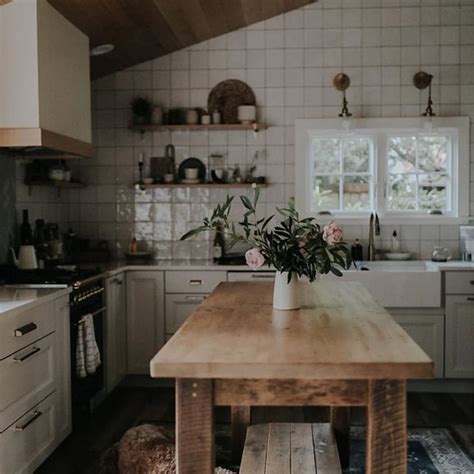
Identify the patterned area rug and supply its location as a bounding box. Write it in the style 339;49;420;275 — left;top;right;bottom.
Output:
346;427;474;473
100;423;473;474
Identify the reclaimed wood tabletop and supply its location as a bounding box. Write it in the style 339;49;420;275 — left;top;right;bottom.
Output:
151;281;433;380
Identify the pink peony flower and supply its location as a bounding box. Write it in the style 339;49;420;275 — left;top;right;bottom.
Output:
245;248;265;270
323;221;343;246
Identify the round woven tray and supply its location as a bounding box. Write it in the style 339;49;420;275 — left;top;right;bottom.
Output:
207;79;256;124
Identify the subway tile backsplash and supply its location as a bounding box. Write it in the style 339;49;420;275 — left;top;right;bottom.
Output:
15;0;474;261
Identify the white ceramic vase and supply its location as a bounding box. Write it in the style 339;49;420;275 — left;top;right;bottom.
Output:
273;271;300;310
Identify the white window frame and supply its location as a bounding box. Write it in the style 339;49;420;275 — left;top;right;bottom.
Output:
295;117;470;224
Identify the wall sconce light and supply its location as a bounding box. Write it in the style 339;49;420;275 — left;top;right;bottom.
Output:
413;71;435;117
333;73;352;118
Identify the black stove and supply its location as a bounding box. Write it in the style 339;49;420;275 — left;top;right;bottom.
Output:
0;266;104;288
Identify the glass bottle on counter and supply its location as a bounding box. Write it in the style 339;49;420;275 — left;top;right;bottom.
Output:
20;209;33;245
213;225;225;262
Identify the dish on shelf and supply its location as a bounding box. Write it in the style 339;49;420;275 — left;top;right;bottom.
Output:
181;178;201;184
208;79;256;124
178;157;206;181
385;252;411;261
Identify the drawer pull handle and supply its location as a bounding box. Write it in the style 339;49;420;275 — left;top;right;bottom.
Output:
467;297;474;302
113;278;123;285
14;410;42;432
470;280;474;285
14;322;37;337
185;296;206;302
13;346;41;362
251;274;275;279
189;279;203;285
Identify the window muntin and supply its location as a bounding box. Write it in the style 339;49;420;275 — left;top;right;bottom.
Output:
386;134;452;213
311;135;375;213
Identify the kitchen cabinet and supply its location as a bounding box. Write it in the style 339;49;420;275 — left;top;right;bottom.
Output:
390;310;445;378
126;271;165;374
164;271;225;338
0;293;71;474
444;271;474;379
105;273;127;392
165;294;207;336
445;295;474;378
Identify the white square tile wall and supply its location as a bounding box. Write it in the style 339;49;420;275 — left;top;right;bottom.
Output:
16;0;474;261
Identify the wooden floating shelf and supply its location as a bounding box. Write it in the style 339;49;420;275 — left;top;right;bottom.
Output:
25;180;86;189
134;183;266;189
130;123;266;132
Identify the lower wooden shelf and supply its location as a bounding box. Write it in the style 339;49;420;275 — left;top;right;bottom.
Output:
25;180;86;196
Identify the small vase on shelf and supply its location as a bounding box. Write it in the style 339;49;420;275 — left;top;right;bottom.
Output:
273;271;300;310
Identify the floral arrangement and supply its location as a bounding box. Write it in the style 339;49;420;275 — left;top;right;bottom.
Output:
181;189;351;282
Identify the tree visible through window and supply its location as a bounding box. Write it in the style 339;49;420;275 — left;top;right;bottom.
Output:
311;136;374;213
387;135;450;213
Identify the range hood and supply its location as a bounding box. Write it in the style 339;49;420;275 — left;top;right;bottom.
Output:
0;0;92;158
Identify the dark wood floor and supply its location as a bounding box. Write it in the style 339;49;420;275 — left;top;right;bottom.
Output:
36;387;474;474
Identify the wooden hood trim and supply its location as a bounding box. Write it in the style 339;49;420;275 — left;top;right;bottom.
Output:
0;128;93;158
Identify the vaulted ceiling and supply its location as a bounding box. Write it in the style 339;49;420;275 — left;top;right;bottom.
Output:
48;0;316;79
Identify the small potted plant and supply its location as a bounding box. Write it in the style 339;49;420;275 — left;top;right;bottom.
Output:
181;188;351;310
131;97;152;125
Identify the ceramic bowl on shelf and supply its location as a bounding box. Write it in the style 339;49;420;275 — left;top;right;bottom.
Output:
238;105;256;124
143;178;154;185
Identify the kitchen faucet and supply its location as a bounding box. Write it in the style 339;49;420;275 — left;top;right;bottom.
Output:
368;212;380;261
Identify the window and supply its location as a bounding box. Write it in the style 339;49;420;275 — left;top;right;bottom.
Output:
296;118;470;222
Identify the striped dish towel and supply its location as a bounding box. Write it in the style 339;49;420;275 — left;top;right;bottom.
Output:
76;314;101;378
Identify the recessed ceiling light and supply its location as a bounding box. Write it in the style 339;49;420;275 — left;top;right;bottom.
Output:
90;44;115;56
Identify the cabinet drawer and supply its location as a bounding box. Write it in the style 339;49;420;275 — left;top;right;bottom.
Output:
227;271;275;282
445;271;474;294
0;333;56;432
165;294;207;335
0;300;55;360
166;271;226;294
0;392;56;474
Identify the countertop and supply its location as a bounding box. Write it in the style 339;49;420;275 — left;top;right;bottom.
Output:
1;259;471;317
92;259;474;279
0;287;71;316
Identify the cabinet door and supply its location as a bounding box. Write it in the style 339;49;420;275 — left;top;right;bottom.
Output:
165;294;207;336
445;295;474;378
105;273;127;392
126;271;165;375
391;311;445;378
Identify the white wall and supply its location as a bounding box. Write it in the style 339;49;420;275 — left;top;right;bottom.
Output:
20;0;474;260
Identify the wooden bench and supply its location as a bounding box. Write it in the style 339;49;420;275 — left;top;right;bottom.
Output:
240;423;342;474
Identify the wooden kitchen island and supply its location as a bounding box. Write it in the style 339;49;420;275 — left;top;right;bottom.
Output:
150;281;433;473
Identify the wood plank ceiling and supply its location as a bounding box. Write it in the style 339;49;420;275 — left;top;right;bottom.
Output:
47;0;316;79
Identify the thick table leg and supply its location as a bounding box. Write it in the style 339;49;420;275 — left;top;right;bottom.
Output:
366;380;407;474
231;406;251;464
176;379;214;474
330;406;350;468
